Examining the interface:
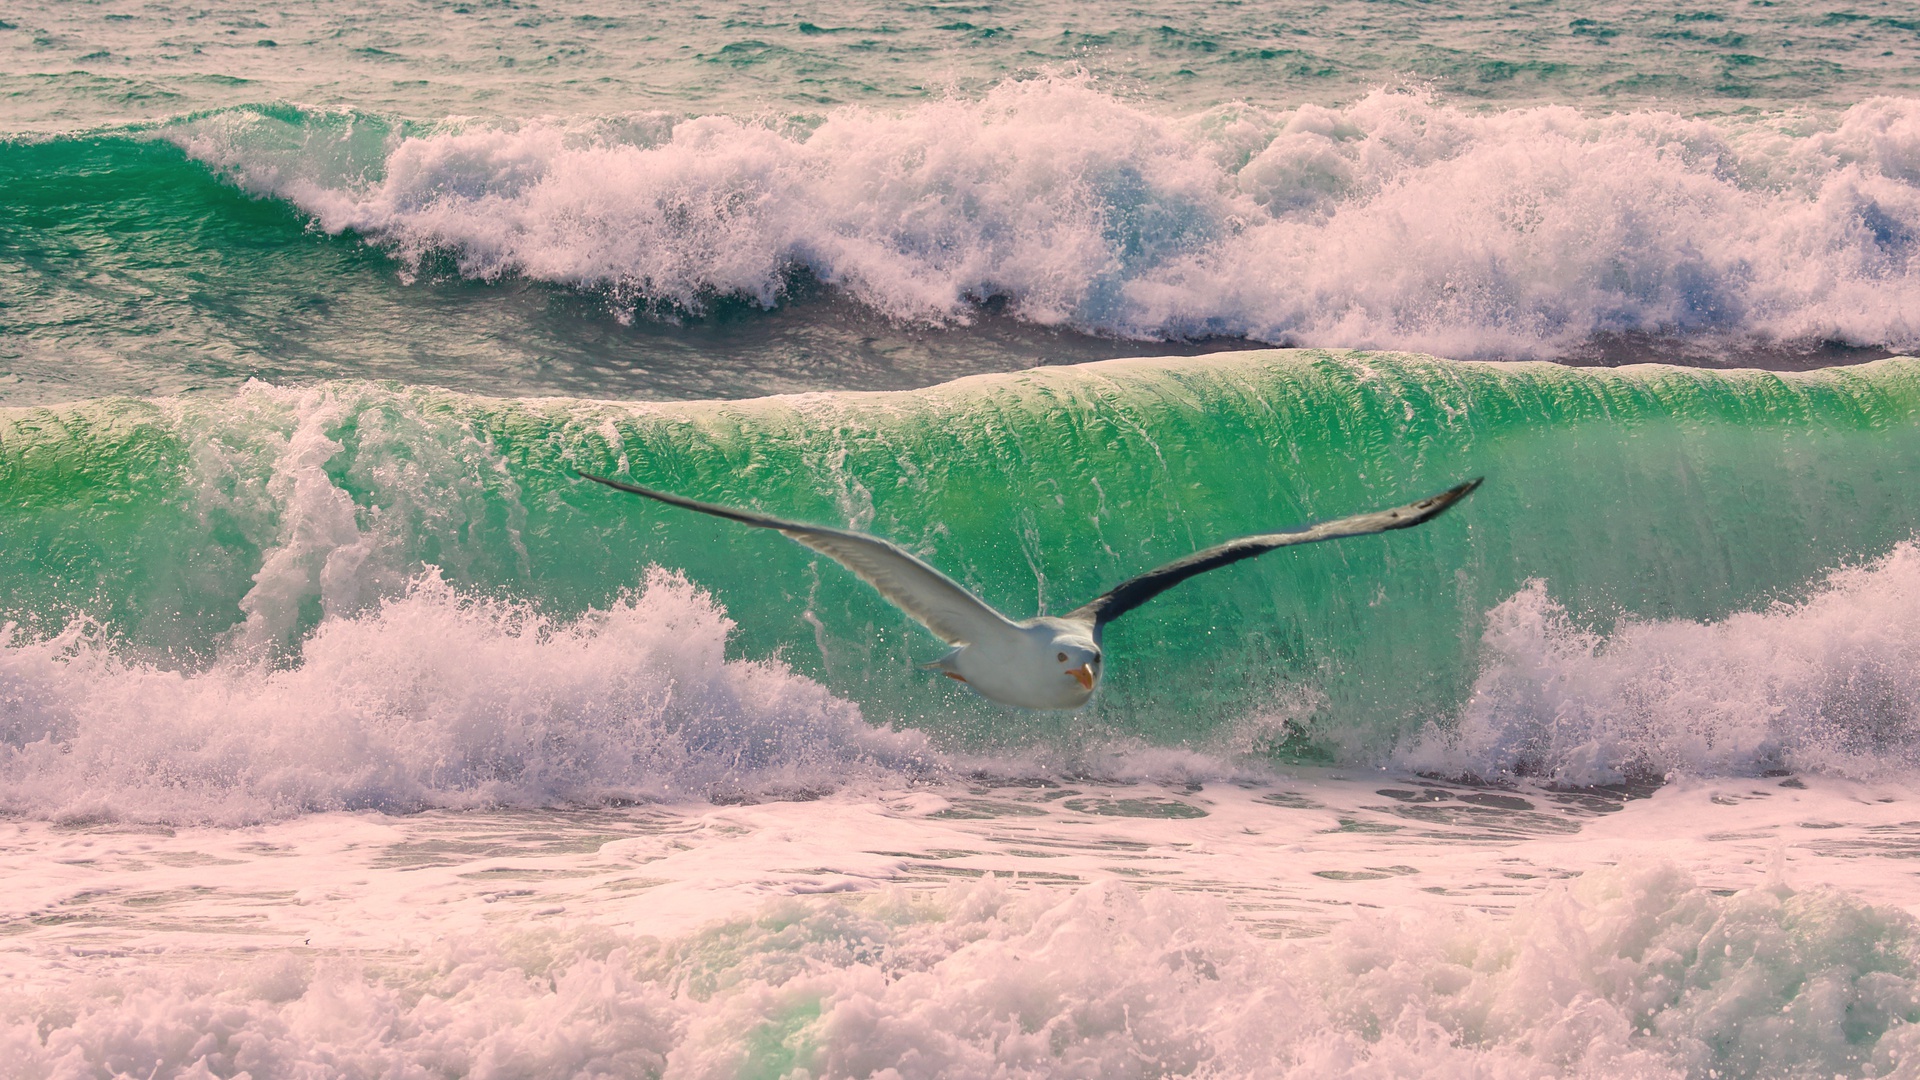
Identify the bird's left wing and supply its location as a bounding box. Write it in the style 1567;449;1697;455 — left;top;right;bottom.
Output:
1065;478;1482;630
579;473;1019;646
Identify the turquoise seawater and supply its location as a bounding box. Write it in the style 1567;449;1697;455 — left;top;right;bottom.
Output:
6;352;1920;761
5;3;1920;1077
6;0;1920;129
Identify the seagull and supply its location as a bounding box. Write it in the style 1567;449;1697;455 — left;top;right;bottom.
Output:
579;473;1481;710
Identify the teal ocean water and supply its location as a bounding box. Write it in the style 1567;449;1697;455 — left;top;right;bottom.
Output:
5;3;1920;1077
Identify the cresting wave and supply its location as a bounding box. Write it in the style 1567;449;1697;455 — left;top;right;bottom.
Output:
12;865;1920;1078
5;352;1920;821
169;81;1920;357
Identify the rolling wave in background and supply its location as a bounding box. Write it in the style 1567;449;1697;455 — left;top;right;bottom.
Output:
168;82;1920;358
5;351;1919;824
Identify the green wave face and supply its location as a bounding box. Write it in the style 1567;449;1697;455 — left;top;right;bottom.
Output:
6;350;1919;755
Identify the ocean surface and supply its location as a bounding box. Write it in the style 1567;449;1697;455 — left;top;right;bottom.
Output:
4;1;1920;1076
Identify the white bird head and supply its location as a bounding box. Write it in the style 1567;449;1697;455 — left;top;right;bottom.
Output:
1051;637;1102;694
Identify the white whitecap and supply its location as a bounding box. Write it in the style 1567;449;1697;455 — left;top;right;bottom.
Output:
170;82;1920;357
0;569;934;825
1402;539;1920;784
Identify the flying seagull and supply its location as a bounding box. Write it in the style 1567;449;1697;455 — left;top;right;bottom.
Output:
579;473;1481;710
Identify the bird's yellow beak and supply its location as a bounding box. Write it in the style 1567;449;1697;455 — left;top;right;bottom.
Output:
1069;663;1095;691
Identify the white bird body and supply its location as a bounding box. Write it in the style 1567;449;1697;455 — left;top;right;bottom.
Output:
929;617;1103;711
580;473;1480;711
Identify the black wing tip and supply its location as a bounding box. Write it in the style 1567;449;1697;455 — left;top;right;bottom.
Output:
574;469;811;534
1376;476;1483;531
575;469;715;512
575;470;660;498
1424;475;1484;512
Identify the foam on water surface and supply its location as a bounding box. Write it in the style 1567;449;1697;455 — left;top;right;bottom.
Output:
8;776;1920;1078
4;356;1920;1076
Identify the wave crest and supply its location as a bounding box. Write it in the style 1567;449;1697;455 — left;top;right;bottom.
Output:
173;83;1920;356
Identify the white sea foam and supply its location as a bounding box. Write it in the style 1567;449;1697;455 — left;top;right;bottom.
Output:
9;863;1916;1079
1404;540;1920;785
8;519;1918;828
0;569;932;825
173;82;1920;357
0;574;1277;826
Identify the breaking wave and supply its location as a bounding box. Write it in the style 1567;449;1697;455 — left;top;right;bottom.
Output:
0;570;931;826
1403;541;1920;784
171;81;1920;357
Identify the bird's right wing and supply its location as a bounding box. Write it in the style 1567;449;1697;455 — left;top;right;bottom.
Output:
579;473;1018;646
1066;478;1482;629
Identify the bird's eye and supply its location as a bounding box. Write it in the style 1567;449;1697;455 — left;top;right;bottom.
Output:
1057;652;1068;663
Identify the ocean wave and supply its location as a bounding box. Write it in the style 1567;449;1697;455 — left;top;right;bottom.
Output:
10;864;1916;1078
0;569;932;826
1402;540;1920;784
6;358;1920;780
170;82;1920;357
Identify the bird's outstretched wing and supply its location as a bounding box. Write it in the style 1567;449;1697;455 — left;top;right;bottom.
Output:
578;473;1018;646
1065;478;1482;630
